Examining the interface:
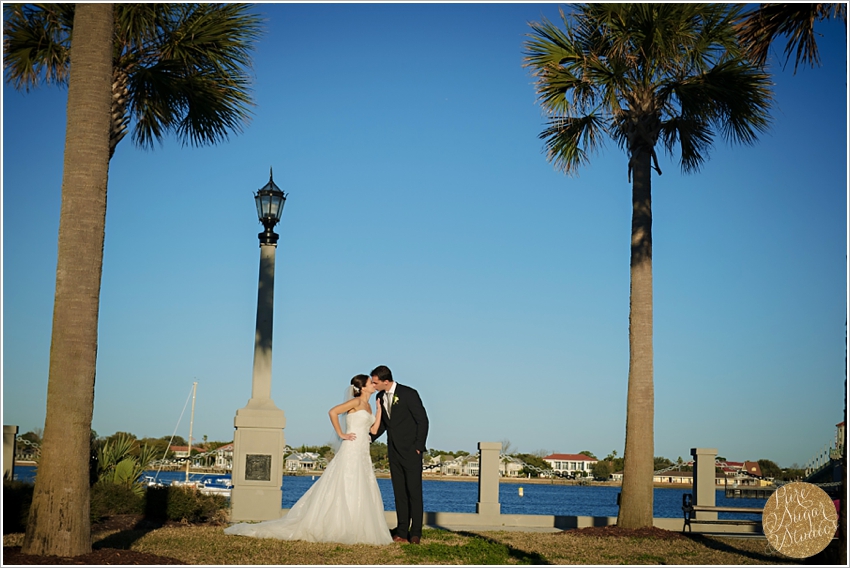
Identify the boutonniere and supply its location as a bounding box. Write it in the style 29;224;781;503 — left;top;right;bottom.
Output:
392;395;399;406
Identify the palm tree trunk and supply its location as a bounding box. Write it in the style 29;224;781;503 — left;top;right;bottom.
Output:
617;148;655;529
22;3;114;557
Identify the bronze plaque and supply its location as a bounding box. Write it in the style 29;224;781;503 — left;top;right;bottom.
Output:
245;454;272;481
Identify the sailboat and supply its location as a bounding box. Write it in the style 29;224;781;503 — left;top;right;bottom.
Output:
164;382;233;497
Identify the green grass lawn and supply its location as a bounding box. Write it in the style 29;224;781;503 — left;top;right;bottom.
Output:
4;525;812;565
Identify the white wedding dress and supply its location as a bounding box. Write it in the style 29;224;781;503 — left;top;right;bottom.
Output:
224;409;392;545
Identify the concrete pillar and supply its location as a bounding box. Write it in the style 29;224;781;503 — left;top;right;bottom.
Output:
477;442;501;520
3;425;19;481
231;241;286;522
691;447;717;521
250;243;276;402
230;414;285;521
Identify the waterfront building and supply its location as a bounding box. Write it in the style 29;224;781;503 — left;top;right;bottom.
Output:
500;456;524;477
741;461;763;478
284;451;324;472
438;456;463;476
435;454;479;476
169;445;191;459
459;454;479;476
543;453;597;477
653;470;693;484
214;443;234;470
15;444;39;462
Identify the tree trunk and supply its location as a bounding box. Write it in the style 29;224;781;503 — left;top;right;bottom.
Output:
617;149;655;529
21;3;114;557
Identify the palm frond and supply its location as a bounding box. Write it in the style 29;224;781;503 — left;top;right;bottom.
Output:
129;3;262;148
524;3;775;178
672;59;773;146
5;3;263;153
524;16;588;115
3;3;74;90
736;3;847;72
659;117;713;174
539;114;607;175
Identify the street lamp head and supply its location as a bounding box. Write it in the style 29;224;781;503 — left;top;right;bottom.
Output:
254;168;287;245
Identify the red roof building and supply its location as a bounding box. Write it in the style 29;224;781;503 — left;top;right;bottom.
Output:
543;453;598;476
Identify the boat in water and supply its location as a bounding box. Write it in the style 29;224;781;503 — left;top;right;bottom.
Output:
142;381;233;497
197;476;233;496
155;473;233;497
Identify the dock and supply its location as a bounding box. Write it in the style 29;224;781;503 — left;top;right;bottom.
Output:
724;486;775;499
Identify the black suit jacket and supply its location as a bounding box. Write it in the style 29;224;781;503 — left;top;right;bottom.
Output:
371;383;429;455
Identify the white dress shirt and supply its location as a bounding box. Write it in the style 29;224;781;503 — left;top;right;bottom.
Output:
384;383;397;415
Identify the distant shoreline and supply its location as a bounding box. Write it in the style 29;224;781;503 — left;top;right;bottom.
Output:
13;464;694;490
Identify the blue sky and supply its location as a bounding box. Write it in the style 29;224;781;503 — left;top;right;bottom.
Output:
2;3;847;469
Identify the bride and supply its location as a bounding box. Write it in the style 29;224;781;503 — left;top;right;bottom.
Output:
224;375;393;545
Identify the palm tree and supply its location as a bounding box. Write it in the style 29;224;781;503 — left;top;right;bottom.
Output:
4;4;262;160
4;3;262;557
13;4;113;556
735;3;847;72
523;3;773;528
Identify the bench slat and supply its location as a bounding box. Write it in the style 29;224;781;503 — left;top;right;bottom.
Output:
690;506;762;513
689;520;761;525
681;492;764;533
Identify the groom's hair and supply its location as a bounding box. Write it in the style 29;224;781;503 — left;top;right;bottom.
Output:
370;365;393;383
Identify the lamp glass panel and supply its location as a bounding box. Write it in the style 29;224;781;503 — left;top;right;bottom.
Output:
268;196;281;220
255;195;265;220
262;194;274;218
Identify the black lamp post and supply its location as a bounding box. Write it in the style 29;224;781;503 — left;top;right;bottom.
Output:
254;168;287;245
231;168;288;522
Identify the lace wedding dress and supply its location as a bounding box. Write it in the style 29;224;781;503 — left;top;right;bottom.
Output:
224;409;392;545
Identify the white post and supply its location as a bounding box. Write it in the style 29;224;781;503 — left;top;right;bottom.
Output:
477;442;501;521
3;425;19;481
691;447;718;521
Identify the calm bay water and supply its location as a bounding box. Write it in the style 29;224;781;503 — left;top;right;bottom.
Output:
13;465;766;519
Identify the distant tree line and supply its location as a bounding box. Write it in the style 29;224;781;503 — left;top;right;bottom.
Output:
16;429;809;481
16;429;233;464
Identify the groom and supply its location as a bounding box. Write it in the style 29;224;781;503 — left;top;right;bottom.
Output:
370;365;429;544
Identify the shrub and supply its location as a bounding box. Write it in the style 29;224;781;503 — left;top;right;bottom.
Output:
94;434;157;496
144;485;228;523
3;480;34;534
90;482;144;521
4;481;229;532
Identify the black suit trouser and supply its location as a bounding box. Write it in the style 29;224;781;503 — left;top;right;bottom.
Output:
388;450;423;538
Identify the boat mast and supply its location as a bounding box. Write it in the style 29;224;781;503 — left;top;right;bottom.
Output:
185;381;197;483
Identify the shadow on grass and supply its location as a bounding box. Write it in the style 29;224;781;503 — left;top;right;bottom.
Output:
400;529;551;565
684;534;804;565
92;488;172;551
93;525;160;551
91;512;178;551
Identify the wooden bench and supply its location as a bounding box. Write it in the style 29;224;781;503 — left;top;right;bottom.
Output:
682;493;763;533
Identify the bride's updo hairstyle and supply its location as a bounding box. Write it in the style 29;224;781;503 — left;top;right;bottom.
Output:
350;374;370;397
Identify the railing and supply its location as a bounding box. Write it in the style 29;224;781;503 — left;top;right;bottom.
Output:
423;452;592;479
804;442;840;477
14;438;40;460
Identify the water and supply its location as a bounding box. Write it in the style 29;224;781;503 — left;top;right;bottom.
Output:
12;465;767;519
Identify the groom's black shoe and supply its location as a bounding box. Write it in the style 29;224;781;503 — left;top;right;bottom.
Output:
392;535;408;543
408;536;421;545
